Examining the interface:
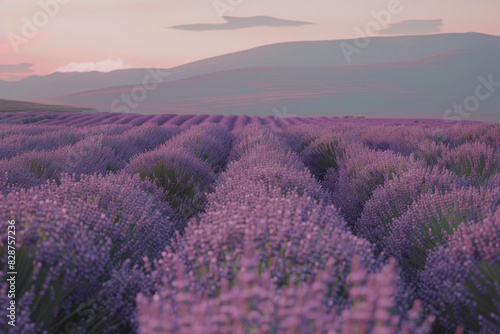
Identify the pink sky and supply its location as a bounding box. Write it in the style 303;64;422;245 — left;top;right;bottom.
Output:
1;0;499;80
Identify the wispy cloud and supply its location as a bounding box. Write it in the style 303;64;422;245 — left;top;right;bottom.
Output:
54;56;132;73
170;16;313;31
0;63;34;73
378;19;443;35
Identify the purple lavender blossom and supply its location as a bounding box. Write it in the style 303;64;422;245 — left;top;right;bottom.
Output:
386;186;500;280
0;119;498;334
356;165;464;248
418;209;500;332
438;141;500;185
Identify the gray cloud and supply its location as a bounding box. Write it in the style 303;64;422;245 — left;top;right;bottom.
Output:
378;19;443;35
170;16;313;31
0;63;34;74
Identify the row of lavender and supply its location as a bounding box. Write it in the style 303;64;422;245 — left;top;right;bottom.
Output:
136;124;434;333
282;123;500;333
0;111;323;132
0;110;484;132
0;122;234;332
1;116;498;159
0;118;499;333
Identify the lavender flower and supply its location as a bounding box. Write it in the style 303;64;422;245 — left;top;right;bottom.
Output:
418;209;500;333
356;166;464;248
329;146;414;225
386;187;500;277
438;141;500;185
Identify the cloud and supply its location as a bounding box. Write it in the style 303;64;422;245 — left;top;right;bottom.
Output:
378;19;443;35
170;16;313;31
54;56;132;73
0;63;34;74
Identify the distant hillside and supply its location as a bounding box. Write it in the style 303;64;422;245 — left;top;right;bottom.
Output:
0;33;499;122
0;99;95;113
52;44;500;123
0;33;498;102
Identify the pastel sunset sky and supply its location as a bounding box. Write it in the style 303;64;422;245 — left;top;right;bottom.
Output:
0;0;499;80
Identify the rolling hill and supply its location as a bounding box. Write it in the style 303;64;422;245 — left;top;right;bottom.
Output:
0;99;96;113
1;33;499;122
52;44;500;122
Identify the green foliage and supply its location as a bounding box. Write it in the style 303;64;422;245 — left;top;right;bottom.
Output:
0;245;106;333
137;161;208;220
298;135;319;153
26;158;58;180
465;261;500;330
407;208;468;272
309;139;344;180
449;154;484;178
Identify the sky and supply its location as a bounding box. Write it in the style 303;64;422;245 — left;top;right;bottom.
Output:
0;0;499;80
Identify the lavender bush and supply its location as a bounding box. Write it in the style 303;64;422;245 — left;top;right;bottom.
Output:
0;128;86;160
386;187;500;278
125;147;216;220
0;149;62;192
299;135;347;180
413;140;449;167
166;123;233;172
328;146;414;225
137;245;433;334
0;134;133;191
0;188;113;333
103;124;182;161
418;209;500;332
0;171;182;332
355;166;464;248
0;117;498;333
228;124;291;161
438;141;500;185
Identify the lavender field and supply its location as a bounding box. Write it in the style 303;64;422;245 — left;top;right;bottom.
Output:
0;111;499;333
